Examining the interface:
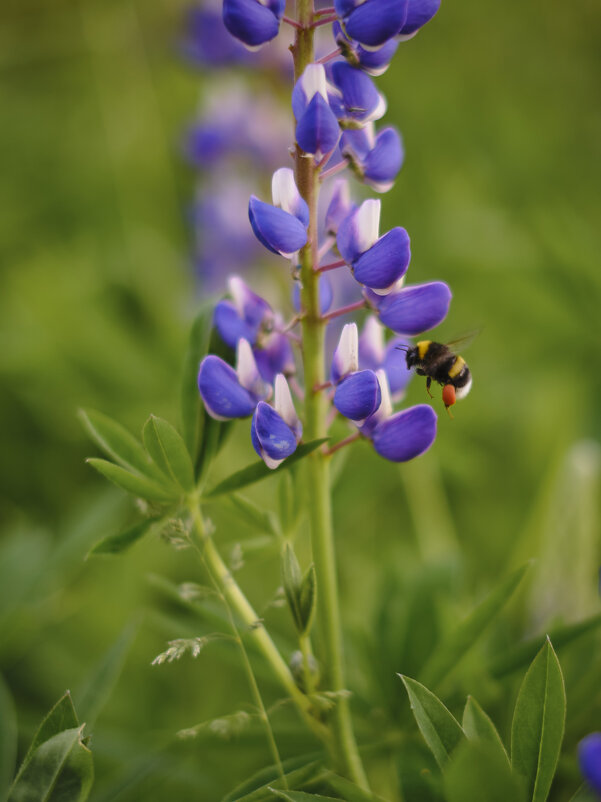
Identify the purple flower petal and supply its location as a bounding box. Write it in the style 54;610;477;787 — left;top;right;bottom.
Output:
223;0;282;47
398;0;441;36
363;127;404;192
198;355;257;420
330;62;386;123
249;196;308;256
334;0;357;19
376;281;452;335
334;370;382;421
345;0;409;47
292;275;334;315
254;332;295;384
296;93;341;157
337;199;380;264
356;39;399;75
341;128;372;163
251;401;298;467
352;227;410;291
214;300;258;348
325;178;352;236
579;734;601;795
383;337;414;397
371;404;437;461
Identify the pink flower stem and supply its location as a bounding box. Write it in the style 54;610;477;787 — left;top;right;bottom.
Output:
314;5;336;15
316;47;342;64
313;14;338;27
316;258;347;274
320;160;348;182
323;432;361;456
313;381;333;392
283;15;304;28
322;299;367;322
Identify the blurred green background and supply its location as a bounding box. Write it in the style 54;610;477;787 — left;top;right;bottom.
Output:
1;0;600;799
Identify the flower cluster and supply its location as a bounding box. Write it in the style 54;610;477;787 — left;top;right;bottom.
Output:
197;0;454;468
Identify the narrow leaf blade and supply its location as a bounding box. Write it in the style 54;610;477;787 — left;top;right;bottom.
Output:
13;691;79;786
462;696;509;764
444;740;526;802
205;439;328;498
0;675;17;800
420;563;530;689
299;565;316;635
8;726;93;802
87;519;155;557
489;613;601;678
180;307;213;462
281;544;303;632
143;415;195;492
511;639;566;802
78;409;160;480
86;459;178;503
399;675;465;769
270;791;339;801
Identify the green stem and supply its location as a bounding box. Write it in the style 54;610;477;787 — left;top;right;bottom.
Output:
292;1;369;790
188;500;330;748
192;529;286;786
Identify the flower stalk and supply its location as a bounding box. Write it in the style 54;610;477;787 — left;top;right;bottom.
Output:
293;0;369;789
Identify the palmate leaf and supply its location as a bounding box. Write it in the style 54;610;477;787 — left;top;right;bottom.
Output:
86;459;178;503
399;675;465;769
205;439;328;498
419;563;530;689
78;409;162;481
87;519;157;557
15;692;79;783
511;639;566;802
142;415;195;492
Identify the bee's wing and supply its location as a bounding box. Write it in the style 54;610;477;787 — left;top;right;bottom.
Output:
444;329;481;351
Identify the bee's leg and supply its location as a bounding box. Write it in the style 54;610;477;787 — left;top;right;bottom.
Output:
426;376;433;398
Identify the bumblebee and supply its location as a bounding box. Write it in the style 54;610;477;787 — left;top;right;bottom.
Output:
399;340;472;415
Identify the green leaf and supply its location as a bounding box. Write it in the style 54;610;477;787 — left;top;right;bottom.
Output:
323;772;388;801
86;459;178;503
87;519;155;556
180;307;213;463
299;565;316;636
75;622;137;727
399;675;465;769
269;791;339;801
489;613;601;678
205;439;329;498
511;639;566;802
282;543;303;629
420;563;530;689
8;726;93;802
278;471;297;536
142;415;195;492
569;784;599;802
227;493;278;536
13;692;79;786
78;409;161;480
0;674;17;800
444;740;526;802
397;743;444;802
223;759;322;802
462;696;509;764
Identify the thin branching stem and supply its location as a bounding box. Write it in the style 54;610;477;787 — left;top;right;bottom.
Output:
187;499;330;750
